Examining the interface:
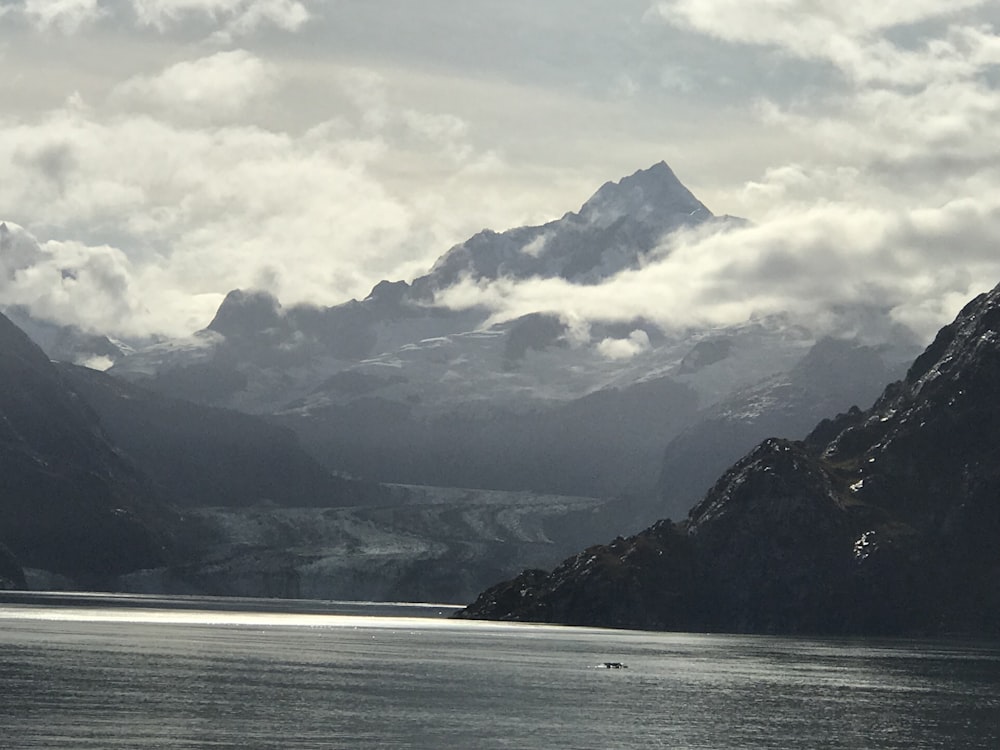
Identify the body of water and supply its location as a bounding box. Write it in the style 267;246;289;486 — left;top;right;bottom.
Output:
1;594;998;749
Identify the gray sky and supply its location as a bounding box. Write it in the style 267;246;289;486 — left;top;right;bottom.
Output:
2;0;1000;341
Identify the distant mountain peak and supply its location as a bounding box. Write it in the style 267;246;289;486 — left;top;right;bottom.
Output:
415;161;719;292
577;161;709;228
206;288;282;339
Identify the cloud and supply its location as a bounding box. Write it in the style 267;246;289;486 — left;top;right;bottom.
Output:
4;0;315;38
597;329;651;360
460;1;984;341
4;0;1000;353
649;0;991;85
0;105;415;334
0;222;149;335
111;50;278;120
435;190;1000;345
20;0;104;32
129;0;314;38
0;56;561;338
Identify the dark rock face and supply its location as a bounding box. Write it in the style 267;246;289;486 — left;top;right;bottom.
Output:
0;542;26;589
459;285;1000;637
657;337;892;520
467;522;713;630
502;313;568;366
206;289;283;340
0;313;176;585
676;338;733;375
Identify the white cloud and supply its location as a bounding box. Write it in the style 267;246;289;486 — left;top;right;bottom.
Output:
0;223;150;335
111;50;277;120
5;0;315;38
130;0;313;36
597;329;651;360
22;0;104;32
3;0;1000;350
650;0;990;83
435;189;1000;344
0;62;561;338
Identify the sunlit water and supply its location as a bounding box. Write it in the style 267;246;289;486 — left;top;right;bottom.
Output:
1;594;998;749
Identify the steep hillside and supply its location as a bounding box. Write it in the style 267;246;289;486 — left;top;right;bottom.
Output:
0;313;177;587
59;363;382;509
655;337;895;519
459;284;1000;636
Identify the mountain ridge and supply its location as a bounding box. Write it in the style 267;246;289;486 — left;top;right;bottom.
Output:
458;282;1000;636
0;311;178;586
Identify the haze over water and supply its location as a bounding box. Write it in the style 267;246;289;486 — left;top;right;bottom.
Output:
2;596;998;749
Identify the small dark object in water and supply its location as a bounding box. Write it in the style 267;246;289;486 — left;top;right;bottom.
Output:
601;662;628;669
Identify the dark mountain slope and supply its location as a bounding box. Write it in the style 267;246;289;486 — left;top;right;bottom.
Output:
656;337;892;519
459;284;1000;636
282;374;699;499
58;364;381;509
0;313;176;586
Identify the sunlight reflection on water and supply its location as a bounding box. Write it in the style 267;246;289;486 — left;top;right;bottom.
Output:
2;595;998;750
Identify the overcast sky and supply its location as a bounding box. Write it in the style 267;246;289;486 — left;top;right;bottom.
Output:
2;0;1000;341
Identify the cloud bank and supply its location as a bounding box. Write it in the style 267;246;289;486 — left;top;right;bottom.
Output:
435;2;1000;343
8;0;315;37
1;1;999;347
0;52;555;336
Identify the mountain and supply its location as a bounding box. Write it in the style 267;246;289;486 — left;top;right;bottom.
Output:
411;161;719;292
0;308;617;601
107;162;731;411
116;486;621;603
458;283;1000;636
0;311;177;588
2;163;923;602
57;363;381;510
655;337;896;520
107;163;910;511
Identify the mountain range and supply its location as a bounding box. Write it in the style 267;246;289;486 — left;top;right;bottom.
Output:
459;282;1000;636
0;312;175;588
101;163;916;516
0;162;933;606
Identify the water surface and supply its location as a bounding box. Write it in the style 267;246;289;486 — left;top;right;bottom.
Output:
1;595;997;749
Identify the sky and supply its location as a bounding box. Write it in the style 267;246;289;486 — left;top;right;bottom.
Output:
2;0;1000;341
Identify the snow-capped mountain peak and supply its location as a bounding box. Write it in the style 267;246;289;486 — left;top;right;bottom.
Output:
577;161;709;228
415;161;716;292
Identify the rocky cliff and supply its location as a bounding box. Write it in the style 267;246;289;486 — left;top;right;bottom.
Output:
459;284;1000;636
